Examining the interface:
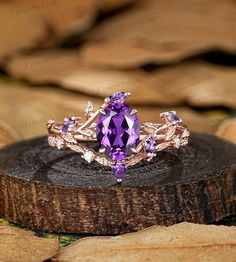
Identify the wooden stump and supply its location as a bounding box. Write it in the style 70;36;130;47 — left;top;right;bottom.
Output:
0;133;236;235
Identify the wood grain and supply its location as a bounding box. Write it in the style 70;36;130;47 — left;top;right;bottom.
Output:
0;133;235;234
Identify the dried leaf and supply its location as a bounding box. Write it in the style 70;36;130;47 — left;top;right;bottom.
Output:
43;0;96;37
5;50;172;105
6;0;97;38
216;118;236;144
0;119;21;148
0;224;59;262
150;62;236;109
0;4;46;63
79;39;211;69
0;80;102;143
87;0;236;65
57;222;236;262
6;51;236;109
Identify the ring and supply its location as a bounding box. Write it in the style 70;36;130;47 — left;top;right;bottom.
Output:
47;91;190;182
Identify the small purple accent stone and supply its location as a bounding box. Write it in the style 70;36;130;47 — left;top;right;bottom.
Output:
62;118;75;132
109;92;128;104
145;137;156;153
112;162;126;180
167;112;180;123
96;103;140;160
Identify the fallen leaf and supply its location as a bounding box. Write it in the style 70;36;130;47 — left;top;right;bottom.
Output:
0;119;21;148
0;4;46;63
0;79;103;143
79;38;212;69
216;118;236;144
5;50;172;105
44;0;97;37
149;62;236;109
6;51;236;109
57;222;236;262
86;0;236;65
0;224;59;262
6;0;97;38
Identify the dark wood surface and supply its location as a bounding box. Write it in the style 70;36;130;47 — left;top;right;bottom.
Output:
0;133;236;235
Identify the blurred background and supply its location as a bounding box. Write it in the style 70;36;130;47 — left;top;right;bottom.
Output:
0;0;236;148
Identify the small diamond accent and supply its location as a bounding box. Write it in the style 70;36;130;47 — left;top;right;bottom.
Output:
84;101;94;115
83;151;95;163
173;136;181;148
56;137;64;149
48;136;56;147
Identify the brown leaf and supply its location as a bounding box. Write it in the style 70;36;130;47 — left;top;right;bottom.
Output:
0;224;59;262
79;39;211;69
46;0;97;37
6;51;236;109
6;0;97;38
0;4;46;63
57;222;236;262
0;119;21;148
216;118;236;144
149;62;236;109
5;50;173;105
0;80;103;144
86;0;236;65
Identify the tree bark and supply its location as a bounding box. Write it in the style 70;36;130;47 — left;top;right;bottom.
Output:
0;133;236;235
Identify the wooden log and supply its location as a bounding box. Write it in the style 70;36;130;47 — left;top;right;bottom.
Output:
0;133;236;235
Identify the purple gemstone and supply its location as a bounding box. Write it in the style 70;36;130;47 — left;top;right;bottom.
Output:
167;112;180;123
145;137;156;153
112;162;126;180
109;92;128;104
62;118;75;132
96;103;140;160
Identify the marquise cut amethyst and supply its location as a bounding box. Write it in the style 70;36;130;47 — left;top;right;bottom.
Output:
96;103;140;160
108;91;128;104
112;162;126;180
62;118;75;132
145;137;156;154
167;112;180;124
